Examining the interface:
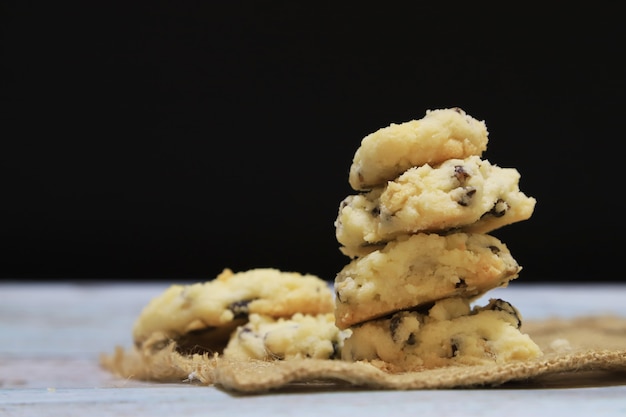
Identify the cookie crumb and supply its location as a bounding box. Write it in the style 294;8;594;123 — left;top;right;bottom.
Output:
549;338;572;353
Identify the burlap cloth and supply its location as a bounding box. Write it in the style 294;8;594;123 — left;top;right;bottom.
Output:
100;315;626;393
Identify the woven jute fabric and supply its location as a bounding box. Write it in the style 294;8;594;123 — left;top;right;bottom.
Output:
100;315;626;393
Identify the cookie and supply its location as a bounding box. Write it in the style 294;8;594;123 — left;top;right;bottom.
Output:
222;313;351;361
132;268;334;352
336;155;536;257
348;107;488;191
342;297;543;371
334;232;521;329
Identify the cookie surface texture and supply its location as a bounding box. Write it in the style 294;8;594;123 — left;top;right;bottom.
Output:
334;232;521;329
223;313;351;361
342;297;543;372
336;155;536;256
348;107;488;191
132;268;334;349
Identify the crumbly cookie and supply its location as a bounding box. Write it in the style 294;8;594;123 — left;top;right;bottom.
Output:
334;232;521;329
132;268;334;351
336;155;536;257
223;313;351;361
342;297;543;371
348;107;488;191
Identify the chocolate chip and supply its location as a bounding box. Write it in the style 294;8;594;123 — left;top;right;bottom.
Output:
390;314;402;340
455;278;467;289
482;199;509;218
457;187;476;206
228;299;255;320
406;333;416;346
488;245;501;254
239;326;253;335
451;339;460;357
454;165;471;183
484;299;522;328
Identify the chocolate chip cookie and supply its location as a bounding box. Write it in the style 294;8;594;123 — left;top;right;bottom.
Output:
334;232;521;329
348;107;488;191
336;155;536;258
342;297;542;371
223;312;351;361
132;268;334;353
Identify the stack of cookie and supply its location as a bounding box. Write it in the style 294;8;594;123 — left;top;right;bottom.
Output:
333;108;543;371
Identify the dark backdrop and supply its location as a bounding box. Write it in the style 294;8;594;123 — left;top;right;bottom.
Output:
2;3;624;283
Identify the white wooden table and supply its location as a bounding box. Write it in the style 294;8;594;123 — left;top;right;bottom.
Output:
2;282;626;416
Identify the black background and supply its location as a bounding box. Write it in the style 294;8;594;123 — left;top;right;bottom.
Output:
2;3;624;284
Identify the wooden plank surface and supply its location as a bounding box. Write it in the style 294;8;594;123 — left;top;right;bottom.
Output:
1;283;626;416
